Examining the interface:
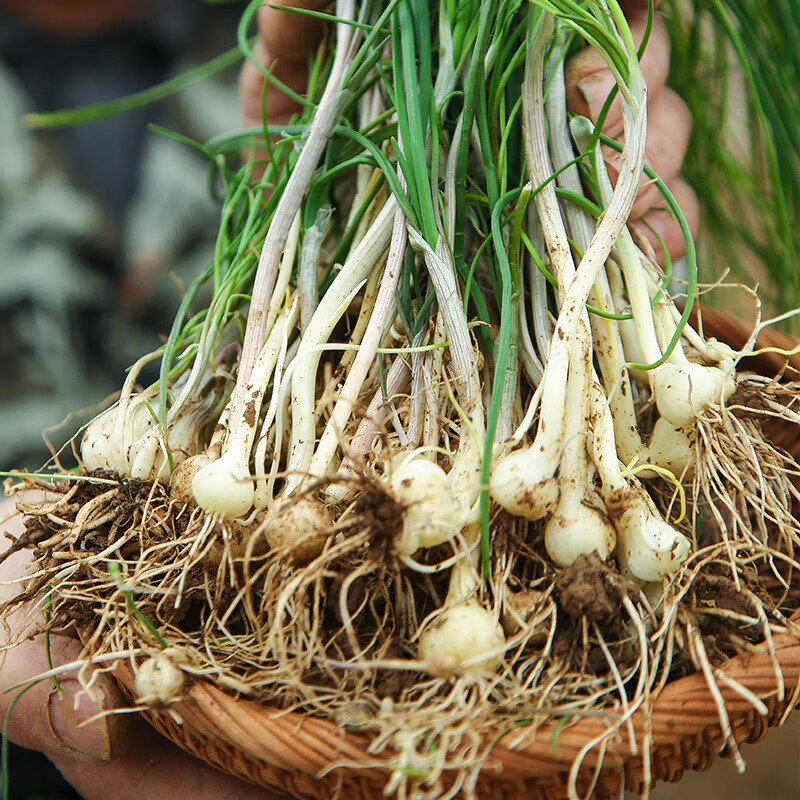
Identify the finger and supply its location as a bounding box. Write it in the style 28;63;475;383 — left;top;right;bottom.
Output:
239;1;328;129
565;12;670;136
630;88;692;216
52;717;282;800
601;88;692;217
620;0;661;12
239;41;312;129
631;178;699;265
0;497;130;764
256;0;329;65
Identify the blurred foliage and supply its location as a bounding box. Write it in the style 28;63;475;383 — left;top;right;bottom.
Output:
665;0;800;326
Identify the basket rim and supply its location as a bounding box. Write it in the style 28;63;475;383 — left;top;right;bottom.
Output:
116;609;800;786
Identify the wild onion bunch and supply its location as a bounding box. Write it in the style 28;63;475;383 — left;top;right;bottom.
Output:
9;0;800;795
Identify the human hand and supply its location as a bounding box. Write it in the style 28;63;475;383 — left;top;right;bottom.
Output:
565;1;699;263
0;496;279;800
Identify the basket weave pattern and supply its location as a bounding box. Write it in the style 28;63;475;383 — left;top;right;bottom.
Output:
120;622;800;799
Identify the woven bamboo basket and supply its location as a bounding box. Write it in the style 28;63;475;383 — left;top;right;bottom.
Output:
111;308;800;800
117;619;800;799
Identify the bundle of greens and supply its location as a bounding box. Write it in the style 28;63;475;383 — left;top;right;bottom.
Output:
7;1;800;797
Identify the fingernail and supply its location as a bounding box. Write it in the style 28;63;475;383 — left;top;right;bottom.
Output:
48;679;113;763
577;73;618;123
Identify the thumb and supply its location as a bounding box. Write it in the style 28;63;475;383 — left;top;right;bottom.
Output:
565;11;670;136
239;0;329;129
0;501;130;764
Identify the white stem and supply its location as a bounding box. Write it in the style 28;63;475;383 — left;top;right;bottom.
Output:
191;300;299;518
516;250;544;386
349;355;411;459
492;12;648;520
236;0;357;395
528;219;552;365
423;317;445;451
111;353;160;459
531;10;646;441
309;203;407;478
168;313;220;422
544;31;595;272
408;228;480;415
443;112;465;249
261;336;301;507
588;129;735;424
344;86;382;234
545;323;616;565
266;211;301;335
446;523;481;602
524;15;577;302
549;67;644;464
285;199;396;491
252;299;300;509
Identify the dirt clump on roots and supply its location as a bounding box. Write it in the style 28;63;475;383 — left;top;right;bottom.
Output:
350;478;405;561
682;559;777;663
553;552;638;625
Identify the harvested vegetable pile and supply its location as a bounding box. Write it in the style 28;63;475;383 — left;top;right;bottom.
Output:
5;0;800;797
